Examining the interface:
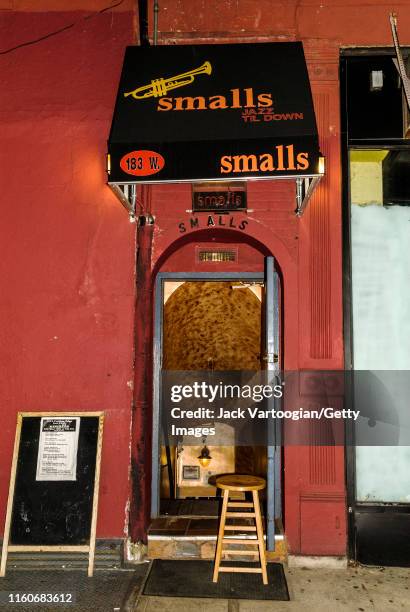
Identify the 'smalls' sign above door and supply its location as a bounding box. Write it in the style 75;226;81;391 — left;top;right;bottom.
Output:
108;42;321;184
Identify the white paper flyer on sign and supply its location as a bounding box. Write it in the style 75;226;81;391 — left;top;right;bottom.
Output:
36;417;80;481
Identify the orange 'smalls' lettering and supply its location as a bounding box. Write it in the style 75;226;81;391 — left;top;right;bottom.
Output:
296;152;309;170
220;146;310;174
259;154;275;172
286;144;296;170
257;93;274;107
174;96;207;111
208;96;228;110
157;98;173;111
220;156;233;173
156;89;273;111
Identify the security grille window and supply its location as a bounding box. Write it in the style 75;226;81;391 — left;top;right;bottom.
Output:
197;250;237;263
349;148;410;505
345;55;407;140
343;50;410;566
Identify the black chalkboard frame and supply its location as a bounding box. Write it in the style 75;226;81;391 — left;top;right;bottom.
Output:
0;412;104;577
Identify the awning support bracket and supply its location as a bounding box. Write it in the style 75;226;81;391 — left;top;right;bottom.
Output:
296;176;322;216
109;184;137;222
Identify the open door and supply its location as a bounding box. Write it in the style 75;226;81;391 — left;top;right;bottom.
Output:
151;268;282;541
263;256;281;551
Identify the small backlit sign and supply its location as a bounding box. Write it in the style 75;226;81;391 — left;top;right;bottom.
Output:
192;182;247;212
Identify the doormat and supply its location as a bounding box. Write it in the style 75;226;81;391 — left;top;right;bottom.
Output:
143;560;289;601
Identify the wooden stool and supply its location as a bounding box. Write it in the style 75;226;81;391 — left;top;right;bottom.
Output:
213;474;268;585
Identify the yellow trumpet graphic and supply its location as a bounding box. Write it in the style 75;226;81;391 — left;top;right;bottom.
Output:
124;61;212;100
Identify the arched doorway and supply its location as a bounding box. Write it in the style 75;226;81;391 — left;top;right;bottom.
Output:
151;256;281;550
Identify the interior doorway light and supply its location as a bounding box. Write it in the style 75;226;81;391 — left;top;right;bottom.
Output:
198;445;212;468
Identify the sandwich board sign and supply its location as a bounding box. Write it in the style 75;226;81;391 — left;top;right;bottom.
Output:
0;412;104;577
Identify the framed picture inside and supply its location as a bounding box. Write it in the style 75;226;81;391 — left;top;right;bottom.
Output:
182;465;200;480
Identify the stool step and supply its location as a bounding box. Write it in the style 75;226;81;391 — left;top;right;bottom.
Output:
224;525;257;531
219;567;262;574
227;502;254;508
222;538;258;544
222;550;259;556
213;483;268;585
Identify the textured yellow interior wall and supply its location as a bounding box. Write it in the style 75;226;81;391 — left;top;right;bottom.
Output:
163;281;262;371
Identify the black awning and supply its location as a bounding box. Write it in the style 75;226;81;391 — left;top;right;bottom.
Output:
108;42;321;185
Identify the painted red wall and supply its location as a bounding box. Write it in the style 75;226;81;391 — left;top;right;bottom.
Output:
0;7;136;538
148;0;410;46
2;0;410;555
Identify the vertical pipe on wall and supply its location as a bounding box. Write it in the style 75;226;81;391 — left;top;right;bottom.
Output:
153;0;159;45
129;184;154;543
138;0;149;47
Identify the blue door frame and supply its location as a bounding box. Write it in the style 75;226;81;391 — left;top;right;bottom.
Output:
151;261;281;550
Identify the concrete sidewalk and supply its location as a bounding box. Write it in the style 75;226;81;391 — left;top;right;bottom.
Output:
0;566;148;612
1;563;409;611
133;565;410;611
